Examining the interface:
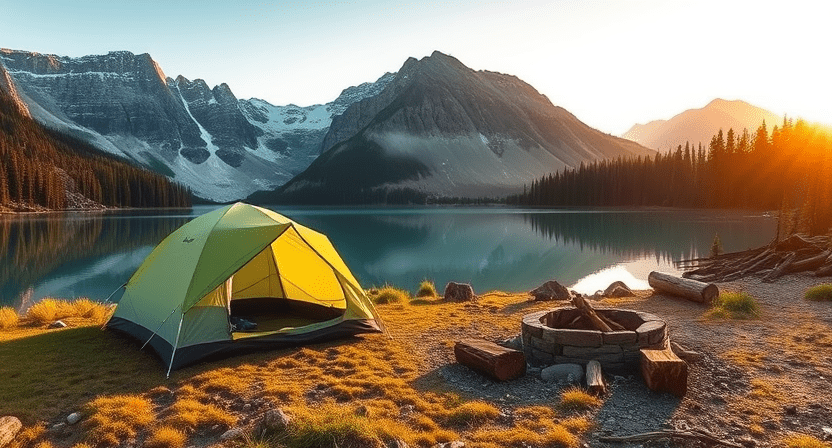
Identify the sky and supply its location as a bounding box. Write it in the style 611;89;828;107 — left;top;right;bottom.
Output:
3;0;830;135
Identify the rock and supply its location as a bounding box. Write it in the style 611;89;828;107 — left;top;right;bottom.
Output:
603;281;634;297
498;335;522;351
66;412;83;425
529;280;571;301
355;405;368;417
822;426;832;437
0;416;23;448
388;440;410;448
242;403;251;412
540;363;583;383
784;405;797;415
49;320;67;329
739;437;756;447
433;442;465;448
444;282;476;302
220;428;245;441
256;408;291;434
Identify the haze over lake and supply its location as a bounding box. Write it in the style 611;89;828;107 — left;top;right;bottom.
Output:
1;207;776;309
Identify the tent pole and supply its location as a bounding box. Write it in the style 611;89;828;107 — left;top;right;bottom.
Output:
103;282;127;304
167;315;185;379
140;304;181;351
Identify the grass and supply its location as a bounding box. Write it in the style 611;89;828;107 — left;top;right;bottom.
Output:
0;306;18;329
783;435;831;448
2;290;596;448
804;284;832;301
707;292;759;319
144;426;187;448
415;280;438;298
557;387;602;413
367;285;410;304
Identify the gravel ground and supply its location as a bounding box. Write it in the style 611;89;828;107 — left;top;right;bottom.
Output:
420;273;832;447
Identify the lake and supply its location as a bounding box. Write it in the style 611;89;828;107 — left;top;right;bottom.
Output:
0;206;777;310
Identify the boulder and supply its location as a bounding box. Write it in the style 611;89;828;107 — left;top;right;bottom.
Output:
255;408;291;435
541;363;583;383
444;282;476;302
530;281;571;301
603;281;634;297
220;428;245;441
0;416;22;448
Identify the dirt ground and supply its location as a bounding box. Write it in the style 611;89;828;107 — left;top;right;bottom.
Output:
404;273;832;447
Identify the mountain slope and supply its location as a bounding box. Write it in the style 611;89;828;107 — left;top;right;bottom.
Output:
623;99;782;151
256;51;653;204
0;48;392;202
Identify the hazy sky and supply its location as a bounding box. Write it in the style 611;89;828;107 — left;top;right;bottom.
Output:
4;0;830;134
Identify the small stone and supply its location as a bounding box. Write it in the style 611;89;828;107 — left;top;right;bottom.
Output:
541;363;583;383
822;426;832;437
388;439;410;448
260;408;291;432
242;403;252;412
66;412;83;425
499;335;522;351
784;405;797;415
49;320;67;329
50;422;66;431
220;428;245;441
739;437;757;447
355;405;369;417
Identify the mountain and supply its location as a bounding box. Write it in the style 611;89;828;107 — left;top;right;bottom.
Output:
254;51;654;204
622;99;782;152
0;48;392;202
0;58;191;211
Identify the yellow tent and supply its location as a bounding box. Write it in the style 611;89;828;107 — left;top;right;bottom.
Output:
107;202;383;374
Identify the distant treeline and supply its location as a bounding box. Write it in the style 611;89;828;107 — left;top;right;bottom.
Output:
509;119;832;235
0;89;191;210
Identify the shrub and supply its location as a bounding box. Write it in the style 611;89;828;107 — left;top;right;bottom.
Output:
708;292;759;319
370;286;410;305
26;299;61;325
711;233;723;257
558;387;601;412
783;434;830;448
416;280;437;298
0;307;18;330
805;284;832;301
83;394;155;447
145;426;187;448
443;401;500;427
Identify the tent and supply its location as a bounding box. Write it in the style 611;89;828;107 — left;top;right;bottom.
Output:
107;202;383;374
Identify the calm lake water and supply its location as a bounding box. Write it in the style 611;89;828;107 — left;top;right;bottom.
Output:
0;206;777;310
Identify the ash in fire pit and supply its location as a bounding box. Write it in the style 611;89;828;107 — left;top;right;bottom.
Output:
521;307;668;370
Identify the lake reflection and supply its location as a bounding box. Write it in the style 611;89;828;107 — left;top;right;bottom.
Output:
0;207;776;309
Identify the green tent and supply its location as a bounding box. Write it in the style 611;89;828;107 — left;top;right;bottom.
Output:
107;202;383;374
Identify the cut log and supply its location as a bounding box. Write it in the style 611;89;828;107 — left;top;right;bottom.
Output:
586;360;606;395
640;345;688;397
790;250;832;273
454;339;526;381
571;294;622;331
0;416;22;448
763;252;796;282
648;271;719;304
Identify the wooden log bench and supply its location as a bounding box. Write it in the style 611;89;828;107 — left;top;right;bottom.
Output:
640;345;688;397
454;339;526;381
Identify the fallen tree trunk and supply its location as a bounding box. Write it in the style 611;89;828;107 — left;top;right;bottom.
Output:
586;360;606;395
454;339;526;381
648;271;719;304
790;250;832;272
763;252;796;282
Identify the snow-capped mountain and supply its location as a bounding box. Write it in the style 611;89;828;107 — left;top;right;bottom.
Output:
255;51;654;204
0;48;392;202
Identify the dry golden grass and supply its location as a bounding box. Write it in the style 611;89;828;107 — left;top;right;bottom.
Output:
0;306;18;329
783;434;831;448
22;298;113;326
415;280;438;298
83;395;154;447
4;291;595;448
707;292;759;319
368;285;411;304
163;398;236;431
558;387;602;412
144;426;187;448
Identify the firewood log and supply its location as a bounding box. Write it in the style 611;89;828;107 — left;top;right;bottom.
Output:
454;339;526;381
640;345;688;397
572;294;612;332
648;271;719;303
586;360;606;395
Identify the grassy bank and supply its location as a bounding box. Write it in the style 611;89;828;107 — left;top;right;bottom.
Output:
0;292;594;448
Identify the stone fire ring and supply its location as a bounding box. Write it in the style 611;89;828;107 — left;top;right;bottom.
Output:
521;307;668;370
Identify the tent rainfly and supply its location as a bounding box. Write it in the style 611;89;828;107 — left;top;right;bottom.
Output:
107;202;383;375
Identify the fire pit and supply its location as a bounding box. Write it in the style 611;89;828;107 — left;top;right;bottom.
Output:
521;307;668;370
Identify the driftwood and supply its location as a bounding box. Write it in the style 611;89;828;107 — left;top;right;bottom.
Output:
454;339;526;381
599;429;743;448
586;360;606;395
648;271;719;303
640;345;688;397
679;233;832;282
570;294;625;331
